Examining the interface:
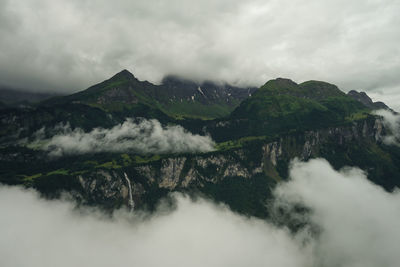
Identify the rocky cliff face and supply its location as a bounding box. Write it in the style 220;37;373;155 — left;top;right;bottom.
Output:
161;75;257;105
75;117;387;211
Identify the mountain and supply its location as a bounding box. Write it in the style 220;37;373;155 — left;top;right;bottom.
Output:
347;90;391;110
207;78;369;141
46;69;256;119
1;70;399;219
232;78;367;121
160;75;256;118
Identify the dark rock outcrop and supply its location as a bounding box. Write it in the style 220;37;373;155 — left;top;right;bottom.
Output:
347;90;391;111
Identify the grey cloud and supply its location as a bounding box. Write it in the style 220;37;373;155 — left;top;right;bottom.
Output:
373;109;400;145
30;119;215;156
0;187;310;267
274;158;400;267
369;86;400;112
0;0;399;107
1;158;400;267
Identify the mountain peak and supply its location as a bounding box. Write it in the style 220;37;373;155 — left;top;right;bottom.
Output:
110;69;136;80
256;78;298;95
269;78;298;87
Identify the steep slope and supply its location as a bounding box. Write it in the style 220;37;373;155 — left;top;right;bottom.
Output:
160;75;256;118
44;70;168;118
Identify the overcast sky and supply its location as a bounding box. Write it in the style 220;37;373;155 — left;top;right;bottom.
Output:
1;0;399;108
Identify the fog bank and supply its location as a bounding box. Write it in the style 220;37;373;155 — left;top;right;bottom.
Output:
1;158;400;267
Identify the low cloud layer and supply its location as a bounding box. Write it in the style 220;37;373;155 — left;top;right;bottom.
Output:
1;0;400;110
1;158;400;267
373;109;400;146
274;158;400;267
31;119;215;156
0;188;308;267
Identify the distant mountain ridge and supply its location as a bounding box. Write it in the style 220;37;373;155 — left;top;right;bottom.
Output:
0;87;60;107
3;70;393;118
347;90;391;111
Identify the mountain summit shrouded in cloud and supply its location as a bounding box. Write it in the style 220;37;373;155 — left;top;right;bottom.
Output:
1;0;400;110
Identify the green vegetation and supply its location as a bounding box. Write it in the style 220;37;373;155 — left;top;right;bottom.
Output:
23;173;43;183
133;155;161;164
216;135;272;150
47;169;69;176
162;100;239;120
226;78;370;141
200;173;274;218
96;160;122;169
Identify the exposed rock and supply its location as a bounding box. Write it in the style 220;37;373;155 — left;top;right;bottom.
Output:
181;168;201;187
78;170;124;202
196;155;227;169
223;163;251;178
134;165;156;183
263;142;282;166
159;158;186;189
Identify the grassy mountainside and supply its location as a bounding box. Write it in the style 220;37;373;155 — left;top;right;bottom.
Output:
232;78;367;121
207;78;369;141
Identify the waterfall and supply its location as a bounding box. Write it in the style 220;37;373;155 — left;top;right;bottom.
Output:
124;172;134;212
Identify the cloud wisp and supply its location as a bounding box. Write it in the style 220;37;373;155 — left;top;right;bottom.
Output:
373;109;400;146
31;119;215;156
1;158;400;267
